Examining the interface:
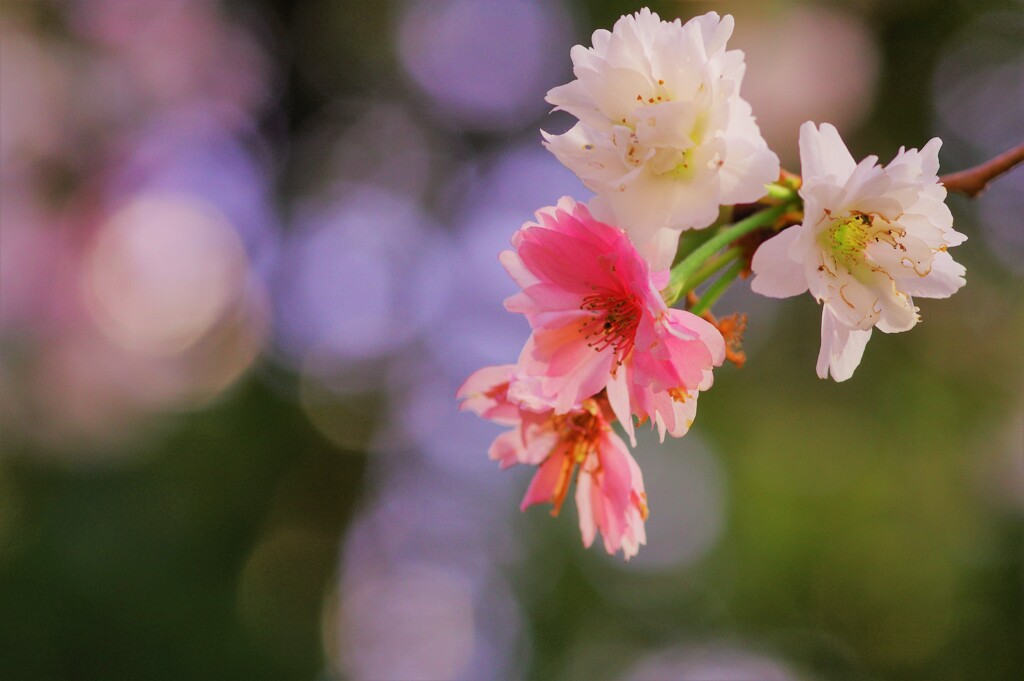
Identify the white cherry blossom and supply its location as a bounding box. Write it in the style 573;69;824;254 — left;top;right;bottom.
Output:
751;122;967;381
543;8;779;269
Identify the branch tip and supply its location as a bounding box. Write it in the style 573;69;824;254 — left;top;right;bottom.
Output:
940;142;1024;198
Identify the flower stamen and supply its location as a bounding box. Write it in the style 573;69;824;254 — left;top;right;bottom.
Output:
579;292;641;363
547;401;606;516
822;212;909;271
824;214;871;266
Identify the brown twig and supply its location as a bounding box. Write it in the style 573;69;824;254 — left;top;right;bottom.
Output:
940;142;1024;198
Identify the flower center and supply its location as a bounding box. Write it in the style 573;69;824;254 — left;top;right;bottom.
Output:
564;410;602;462
820;212;906;272
668;148;695;179
579;292;641;364
547;402;606;516
824;214;871;266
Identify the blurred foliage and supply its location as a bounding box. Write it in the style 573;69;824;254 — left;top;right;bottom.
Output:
0;379;367;679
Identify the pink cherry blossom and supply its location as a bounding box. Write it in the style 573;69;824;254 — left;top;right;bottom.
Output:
501;197;725;441
457;365;647;559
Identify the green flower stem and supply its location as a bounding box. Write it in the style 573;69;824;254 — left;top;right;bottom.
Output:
667;201;790;297
672;206;733;266
765;183;799;202
663;245;741;307
690;259;745;316
679;246;742;297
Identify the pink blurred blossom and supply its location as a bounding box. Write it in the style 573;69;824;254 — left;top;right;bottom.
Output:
71;0;270;131
458;365;647;559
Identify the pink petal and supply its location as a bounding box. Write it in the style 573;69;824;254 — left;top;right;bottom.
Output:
575;471;597;548
520;448;569;511
456;365;519;425
488;429;526;469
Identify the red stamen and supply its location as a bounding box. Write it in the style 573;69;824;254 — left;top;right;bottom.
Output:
579;292;641;364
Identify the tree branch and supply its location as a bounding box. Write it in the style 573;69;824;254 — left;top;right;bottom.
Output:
940;142;1024;198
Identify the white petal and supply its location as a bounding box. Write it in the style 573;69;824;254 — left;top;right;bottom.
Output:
578;65;654;124
824;271;881;330
901;197;964;246
718;130;780;205
887;137;942;182
604;163;721;243
545;79;606;130
874;284;918;333
633;100;699;150
918;138;942;177
542;124;628;191
586;29;610;57
866;233;935;283
897;249;966;299
800;121;857;184
750;226;809;299
638;226;683;272
690;12;732;58
800;182;848;225
842;154;885;200
817;307;872;381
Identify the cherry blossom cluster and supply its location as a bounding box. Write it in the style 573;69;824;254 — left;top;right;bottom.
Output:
458;9;966;559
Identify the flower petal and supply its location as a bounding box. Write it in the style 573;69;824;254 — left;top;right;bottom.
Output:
750;226;809;298
800;121;857;184
543;8;778;267
896;249;965;299
521;448;570;511
817;307;872;381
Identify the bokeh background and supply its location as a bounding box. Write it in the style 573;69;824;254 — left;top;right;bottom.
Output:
1;0;1022;679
